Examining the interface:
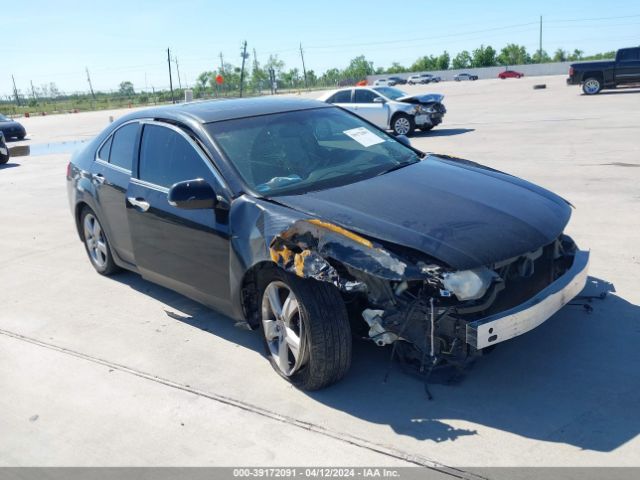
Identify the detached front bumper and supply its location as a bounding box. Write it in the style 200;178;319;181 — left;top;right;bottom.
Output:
466;250;590;349
415;113;444;127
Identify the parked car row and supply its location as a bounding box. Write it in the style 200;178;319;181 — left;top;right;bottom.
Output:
372;69;526;84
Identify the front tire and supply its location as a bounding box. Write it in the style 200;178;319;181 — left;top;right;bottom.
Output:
391;113;415;136
258;269;352;391
80;207;119;275
582;77;602;95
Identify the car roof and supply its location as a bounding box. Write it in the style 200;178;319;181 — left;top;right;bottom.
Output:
119;96;331;124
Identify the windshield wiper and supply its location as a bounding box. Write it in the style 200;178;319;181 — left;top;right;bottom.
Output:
376;158;419;176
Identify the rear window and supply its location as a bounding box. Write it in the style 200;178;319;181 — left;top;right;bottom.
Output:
109;123;139;171
329;90;352;103
97;136;113;162
618;49;639;62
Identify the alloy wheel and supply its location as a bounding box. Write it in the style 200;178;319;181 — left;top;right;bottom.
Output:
584;79;600;94
261;281;307;376
83;213;108;269
393;117;411;135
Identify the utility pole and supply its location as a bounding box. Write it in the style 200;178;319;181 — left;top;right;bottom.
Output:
85;67;96;100
239;40;248;98
299;42;308;88
30;80;37;100
174;56;183;90
539;16;543;63
167;47;175;103
11;75;20;106
219;52;225;96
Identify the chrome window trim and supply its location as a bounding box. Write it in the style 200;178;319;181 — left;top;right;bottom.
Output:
95;158;131;175
130;177;169;194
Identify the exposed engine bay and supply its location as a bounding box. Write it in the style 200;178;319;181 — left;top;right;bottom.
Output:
269;218;587;376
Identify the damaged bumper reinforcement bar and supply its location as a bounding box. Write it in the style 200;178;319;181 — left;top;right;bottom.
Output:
466;250;590;349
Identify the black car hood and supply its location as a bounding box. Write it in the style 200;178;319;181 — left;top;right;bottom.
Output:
274;155;572;270
0;121;24;131
398;93;444;104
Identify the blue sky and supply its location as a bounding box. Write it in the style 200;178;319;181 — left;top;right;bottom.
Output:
3;0;639;96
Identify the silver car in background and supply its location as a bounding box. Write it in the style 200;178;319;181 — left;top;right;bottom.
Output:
318;86;446;136
407;73;441;84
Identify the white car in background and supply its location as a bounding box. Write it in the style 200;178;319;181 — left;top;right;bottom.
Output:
373;78;397;86
318;86;446;136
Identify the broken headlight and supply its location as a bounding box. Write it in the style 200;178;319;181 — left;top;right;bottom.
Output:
441;267;495;301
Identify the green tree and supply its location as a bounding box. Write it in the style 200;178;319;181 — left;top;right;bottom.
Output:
531;49;551;63
320;68;342;86
436;51;450;70
343;55;375;80
282;68;301;88
195;72;213;95
553;48;568;62
568;49;584;61
118;81;134;96
411;55;437;71
583;51;615;60
472;45;497;67
498;44;530;66
265;54;285;77
452;50;472;69
386;62;408;73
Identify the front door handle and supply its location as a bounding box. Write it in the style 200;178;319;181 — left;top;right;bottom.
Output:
127;197;150;212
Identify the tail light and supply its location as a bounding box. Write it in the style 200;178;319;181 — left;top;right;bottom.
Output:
569;67;574;77
66;162;72;178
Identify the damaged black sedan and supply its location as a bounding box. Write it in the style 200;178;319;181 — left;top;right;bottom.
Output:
67;98;589;390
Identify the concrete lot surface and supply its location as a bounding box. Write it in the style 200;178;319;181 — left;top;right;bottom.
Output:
1;75;639;473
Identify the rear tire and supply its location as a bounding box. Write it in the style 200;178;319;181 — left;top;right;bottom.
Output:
80;207;120;276
391;113;415;136
258;269;352;391
582;77;602;95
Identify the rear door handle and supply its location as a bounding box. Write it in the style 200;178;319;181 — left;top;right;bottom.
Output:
92;173;105;184
127;197;150;212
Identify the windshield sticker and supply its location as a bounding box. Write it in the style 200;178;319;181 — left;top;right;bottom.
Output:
343;127;385;147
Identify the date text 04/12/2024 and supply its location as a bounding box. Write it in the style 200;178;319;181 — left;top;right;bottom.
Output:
232;468;401;478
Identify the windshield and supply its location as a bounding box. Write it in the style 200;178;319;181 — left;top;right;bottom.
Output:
372;87;407;100
206;107;420;196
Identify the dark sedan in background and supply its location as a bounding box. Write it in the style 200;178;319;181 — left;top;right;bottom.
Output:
67;98;588;391
0;114;26;140
0;132;9;164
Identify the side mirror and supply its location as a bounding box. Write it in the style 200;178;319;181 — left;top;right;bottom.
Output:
168;179;217;210
373;97;386;104
395;135;411;147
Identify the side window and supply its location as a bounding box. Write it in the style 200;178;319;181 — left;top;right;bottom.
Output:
109;123;139;171
618;49;639;61
139;124;212;188
354;89;380;104
330;90;352;103
97;136;113;162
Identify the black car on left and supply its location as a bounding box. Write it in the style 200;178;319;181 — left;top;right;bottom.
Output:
0;114;26;140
